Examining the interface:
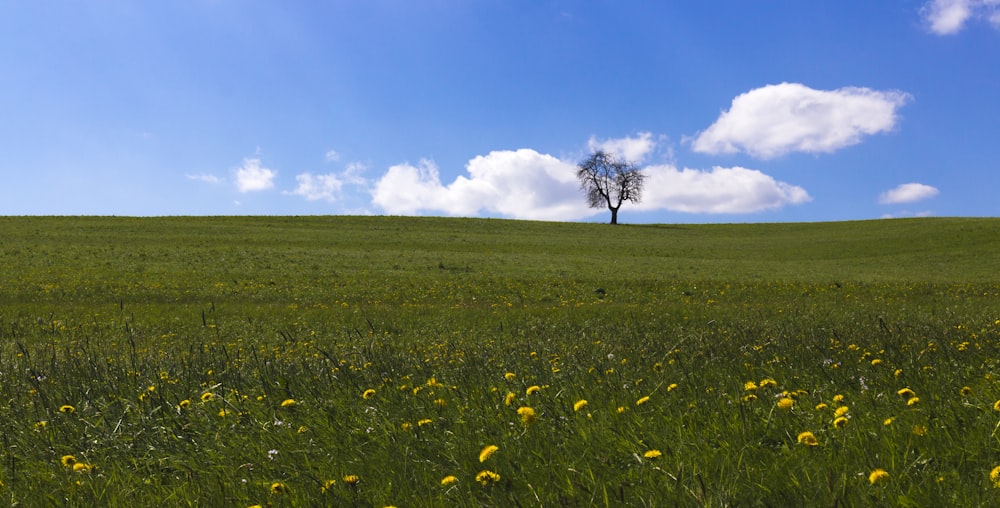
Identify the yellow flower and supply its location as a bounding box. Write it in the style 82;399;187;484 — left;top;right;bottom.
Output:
343;474;360;485
834;406;849;417
400;422;413;431
433;398;447;407
960;386;972;396
441;475;458;486
479;444;499;463
907;396;920;406
869;469;890;485
833;416;849;429
417;418;433;427
574;399;588;412
897;388;916;400
218;409;231;417
200;392;214;402
636;396;650;406
870;358;883;366
990;465;1000;488
280;399;296;407
994;399;1000;411
504;392;516;406
883;417;894;426
475;470;501;485
742;394;758;402
426;377;443;388
362;389;376;400
270;482;288;494
616;406;626;414
893;369;903;378
912;425;927;436
744;381;758;391
832;394;845;403
504;372;516;381
178;399;191;409
321;479;336;493
815;403;828;411
759;378;777;388
59;405;75;414
61;455;77;467
777;397;794;410
517;406;536;425
667;383;678;392
797;431;819;447
526;385;540;395
643;449;662;459
72;462;92;473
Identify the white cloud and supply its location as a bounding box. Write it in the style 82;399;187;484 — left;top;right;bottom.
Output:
371;144;810;219
233;158;277;192
638;165;811;214
587;132;657;162
878;183;940;204
287;173;344;202
324;150;340;162
691;83;911;159
186;173;222;184
921;0;1000;34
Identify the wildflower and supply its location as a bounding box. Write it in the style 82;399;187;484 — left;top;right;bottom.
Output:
280;399;296;407
479;444;499;463
742;394;758;402
526;385;540;395
993;399;1000;411
517;406;536;425
832;394;845;403
218;409;231;417
321;479;336;493
434;398;447;407
573;400;588;412
797;431;819;447
427;377;443;388
441;475;458;486
897;388;915;400
744;381;758;391
200;392;214;402
72;463;92;473
667;383;678;392
991;465;1000;488
636;396;650;406
961;386;972;396
178;399;191;409
643;449;662;459
616;406;626;414
362;389;376;400
833;416;849;429
270;482;288;494
504;392;516;406
834;406;849;418
912;425;927;436
868;468;890;485
59;405;75;414
893;369;903;378
504;372;516;381
870;358;882;366
61;455;77;467
343;475;360;485
759;378;777;388
907;397;920;406
400;422;413;431
883;417;894;426
777;398;794;410
417;418;433;427
815;403;828;411
34;421;47;430
475;470;501;485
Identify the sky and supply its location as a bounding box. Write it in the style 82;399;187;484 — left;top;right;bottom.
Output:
2;0;998;223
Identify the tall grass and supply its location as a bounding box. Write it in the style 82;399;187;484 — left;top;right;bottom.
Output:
1;216;998;506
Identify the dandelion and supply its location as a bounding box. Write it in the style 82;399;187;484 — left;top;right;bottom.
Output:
833;416;849;429
479;444;499;463
992;399;1000;411
427;377;443;388
343;475;360;485
667;383;678;392
797;431;819;447
61;455;77;467
200;392;214;402
33;421;47;430
504;372;516;381
832;394;845;403
759;378;777;388
362;389;376;400
868;468;890;485
991;465;1000;488
815;403;828;411
218;409;231;417
883;417;894;426
178;399;191;409
893;369;903;378
400;422;413;431
777;398;795;410
280;399;296;407
643;449;662;459
636;396;650;406
742;394;758;402
960;386;972;396
270;482;288;494
897;388;915;400
834;406;849;418
72;463;92;473
475;470;501;486
526;385;540;395
616;406;626;414
870;358;883;366
744;381;758;391
321;479;336;493
517;406;536;425
907;396;920;406
59;405;75;414
441;475;458;486
912;425;927;436
504;392;516;406
417;418;433;427
574;399;588;412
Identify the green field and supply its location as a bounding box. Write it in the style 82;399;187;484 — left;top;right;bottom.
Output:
2;216;999;506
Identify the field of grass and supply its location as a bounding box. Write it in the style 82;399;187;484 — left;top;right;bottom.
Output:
1;216;999;506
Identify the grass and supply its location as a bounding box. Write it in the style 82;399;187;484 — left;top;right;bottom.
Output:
1;215;999;506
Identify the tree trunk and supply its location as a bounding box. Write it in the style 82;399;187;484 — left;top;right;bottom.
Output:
609;206;619;225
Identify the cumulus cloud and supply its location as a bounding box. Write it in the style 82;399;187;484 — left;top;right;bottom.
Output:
588;132;657;163
878;183;940;204
922;0;1000;34
233;158;277;192
691;83;911;159
286;173;344;202
371;143;810;220
638;165;811;214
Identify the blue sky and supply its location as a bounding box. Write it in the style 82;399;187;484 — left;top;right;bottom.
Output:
2;1;998;223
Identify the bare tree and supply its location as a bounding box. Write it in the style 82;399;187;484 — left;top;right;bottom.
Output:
576;150;646;225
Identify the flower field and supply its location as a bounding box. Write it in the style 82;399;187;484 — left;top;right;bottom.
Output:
1;216;999;506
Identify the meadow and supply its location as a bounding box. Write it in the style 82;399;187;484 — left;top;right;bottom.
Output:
1;215;999;506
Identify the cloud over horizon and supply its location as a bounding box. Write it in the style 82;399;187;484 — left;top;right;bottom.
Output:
691;83;911;159
878;182;940;204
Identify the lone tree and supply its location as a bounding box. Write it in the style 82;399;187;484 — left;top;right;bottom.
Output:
576;150;646;225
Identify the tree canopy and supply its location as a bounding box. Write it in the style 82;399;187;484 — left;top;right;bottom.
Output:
576;150;646;224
